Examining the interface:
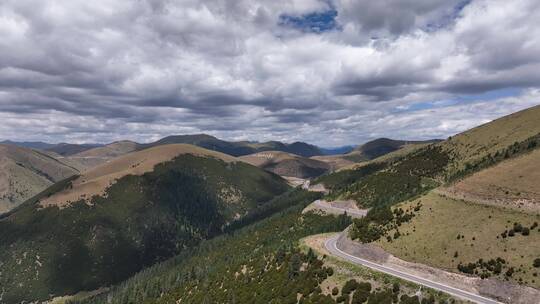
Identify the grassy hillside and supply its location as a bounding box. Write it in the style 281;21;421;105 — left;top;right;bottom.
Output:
441;148;540;213
0;144;79;213
315;106;540;208
0;145;289;303
326;105;540;290
0;140;57;150
374;192;540;289
442;105;540;177
46;143;103;156
61;140;141;169
240;151;330;178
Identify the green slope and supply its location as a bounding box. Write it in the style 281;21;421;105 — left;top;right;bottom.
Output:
71;190;456;304
316;105;540;208
0;150;288;303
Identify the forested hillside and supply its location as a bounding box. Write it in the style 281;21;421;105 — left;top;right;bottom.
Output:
0;147;288;303
72;190;454;304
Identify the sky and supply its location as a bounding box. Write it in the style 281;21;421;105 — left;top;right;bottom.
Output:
0;0;539;147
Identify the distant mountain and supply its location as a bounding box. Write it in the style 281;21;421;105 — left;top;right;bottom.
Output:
239;151;330;178
62;140;142;169
0;140;57;150
282;142;322;157
0;144;289;303
144;134;324;157
319;145;355;155
352;138;442;160
146;134;255;156
46;143;103;156
313;138;439;170
0;144;79;213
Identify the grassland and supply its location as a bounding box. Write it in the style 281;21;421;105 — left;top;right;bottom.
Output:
442;148;540;213
375;192;540;289
0;144;79;213
441;105;540;177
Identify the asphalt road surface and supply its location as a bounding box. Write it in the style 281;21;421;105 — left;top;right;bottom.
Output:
325;234;503;304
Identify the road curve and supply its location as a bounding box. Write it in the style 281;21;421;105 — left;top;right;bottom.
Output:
325;235;503;304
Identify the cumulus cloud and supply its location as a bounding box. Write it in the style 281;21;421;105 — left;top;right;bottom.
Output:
0;0;539;146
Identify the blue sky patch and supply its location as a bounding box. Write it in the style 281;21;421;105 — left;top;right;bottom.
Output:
401;88;523;113
279;9;339;33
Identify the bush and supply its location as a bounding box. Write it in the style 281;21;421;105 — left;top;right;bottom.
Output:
522;227;530;236
332;287;339;296
534;259;540;268
352;289;370;304
392;282;400;293
400;295;421;304
342;279;359;295
336;294;349;303
367;290;393;304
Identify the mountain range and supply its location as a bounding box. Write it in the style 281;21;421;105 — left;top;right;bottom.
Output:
1;105;539;304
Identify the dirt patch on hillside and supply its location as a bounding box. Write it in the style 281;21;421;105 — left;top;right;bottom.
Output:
40;144;236;209
303;199;367;218
441;148;540;214
283;176;307;187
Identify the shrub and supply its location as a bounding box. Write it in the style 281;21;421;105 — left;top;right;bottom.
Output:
351;292;368;304
367;290;393;304
421;295;436;304
392;282;400;293
336;294;349;303
534;259;540;268
332;287;339;296
522;227;530;236
342;279;358;295
400;294;421;304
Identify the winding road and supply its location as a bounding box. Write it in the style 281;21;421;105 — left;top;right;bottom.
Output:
325;234;502;304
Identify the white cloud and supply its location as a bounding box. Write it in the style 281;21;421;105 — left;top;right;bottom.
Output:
0;0;538;146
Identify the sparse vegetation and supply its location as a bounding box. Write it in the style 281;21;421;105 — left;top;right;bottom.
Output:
376;192;540;288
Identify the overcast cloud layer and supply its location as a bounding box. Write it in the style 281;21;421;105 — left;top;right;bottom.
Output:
0;0;539;146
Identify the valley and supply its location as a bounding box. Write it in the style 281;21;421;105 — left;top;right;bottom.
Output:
0;105;539;304
2;1;539;303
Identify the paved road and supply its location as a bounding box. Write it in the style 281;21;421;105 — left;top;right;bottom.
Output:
312;200;368;218
325;235;503;304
